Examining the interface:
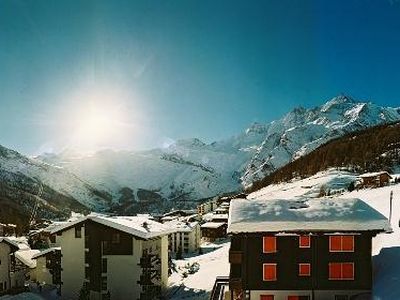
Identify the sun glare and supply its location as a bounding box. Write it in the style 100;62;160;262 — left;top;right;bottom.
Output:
65;87;136;152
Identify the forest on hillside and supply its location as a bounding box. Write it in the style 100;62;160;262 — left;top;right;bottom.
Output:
247;122;400;193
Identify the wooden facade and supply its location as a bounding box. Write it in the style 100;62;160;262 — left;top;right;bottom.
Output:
360;172;392;188
229;232;378;300
201;223;227;240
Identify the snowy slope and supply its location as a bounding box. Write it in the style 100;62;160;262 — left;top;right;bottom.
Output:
36;96;400;211
0;144;111;217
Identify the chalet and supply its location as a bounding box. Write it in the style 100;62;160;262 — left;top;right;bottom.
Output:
32;247;62;287
0;238;19;295
164;220;201;254
227;198;390;300
50;215;172;300
201;222;227;241
359;171;392;188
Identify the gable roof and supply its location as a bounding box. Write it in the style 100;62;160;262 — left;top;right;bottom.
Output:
15;249;41;268
228;198;391;234
32;247;61;259
50;215;173;239
0;237;20;251
359;171;392;178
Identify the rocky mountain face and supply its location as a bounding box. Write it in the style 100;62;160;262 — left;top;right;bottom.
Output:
2;95;400;222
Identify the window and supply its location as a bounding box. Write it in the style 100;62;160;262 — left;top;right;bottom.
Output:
329;236;354;252
260;296;274;300
287;297;310;300
0;259;2;265
85;266;90;280
299;235;310;248
111;233;120;244
101;276;107;290
263;236;276;253
0;282;3;292
263;263;277;281
102;258;107;273
298;263;311;276
75;226;82;238
329;263;354;280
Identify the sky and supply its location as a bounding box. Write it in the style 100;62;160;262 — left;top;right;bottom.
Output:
0;0;400;155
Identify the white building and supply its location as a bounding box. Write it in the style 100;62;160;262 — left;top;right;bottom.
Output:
51;215;172;300
0;238;19;293
197;198;218;215
32;247;62;286
165;220;201;254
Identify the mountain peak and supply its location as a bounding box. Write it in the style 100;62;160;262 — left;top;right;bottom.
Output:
320;94;359;113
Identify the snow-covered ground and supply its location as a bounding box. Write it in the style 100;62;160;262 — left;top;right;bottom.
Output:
168;169;400;299
168;240;230;299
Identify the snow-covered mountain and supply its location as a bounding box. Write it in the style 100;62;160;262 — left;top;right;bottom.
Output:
33;95;400;214
0;144;111;224
241;95;400;185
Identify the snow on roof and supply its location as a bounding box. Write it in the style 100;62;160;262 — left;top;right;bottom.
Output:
228;198;390;234
163;220;199;233
359;171;392;178
15;249;41;268
201;222;226;229
0;237;19;250
51;215;172;239
32;247;61;259
211;214;229;220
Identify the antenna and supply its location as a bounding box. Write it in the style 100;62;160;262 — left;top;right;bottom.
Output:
389;190;393;225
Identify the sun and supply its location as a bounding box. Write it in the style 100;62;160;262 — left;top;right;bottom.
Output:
78;106;117;141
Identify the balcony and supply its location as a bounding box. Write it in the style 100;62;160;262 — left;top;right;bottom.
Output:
229;277;242;290
229;250;242;264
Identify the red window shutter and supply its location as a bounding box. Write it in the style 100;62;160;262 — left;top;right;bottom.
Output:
342;263;354;279
299;236;310;248
260;295;274;300
329;263;341;280
263;236;276;253
342;236;354;252
263;264;277;281
299;263;311;276
287;296;299;300
329;236;342;252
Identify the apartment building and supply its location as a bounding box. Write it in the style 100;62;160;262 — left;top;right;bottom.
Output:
227;198;390;300
165;220;200;254
50;215;172;300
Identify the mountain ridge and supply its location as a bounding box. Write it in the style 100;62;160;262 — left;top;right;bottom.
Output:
2;95;400;223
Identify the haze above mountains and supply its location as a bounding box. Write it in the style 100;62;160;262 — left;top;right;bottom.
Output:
1;95;400;223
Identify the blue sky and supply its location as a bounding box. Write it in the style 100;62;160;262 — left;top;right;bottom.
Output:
0;0;400;155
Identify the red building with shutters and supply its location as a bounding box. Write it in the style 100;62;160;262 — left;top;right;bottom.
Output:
227;198;390;300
